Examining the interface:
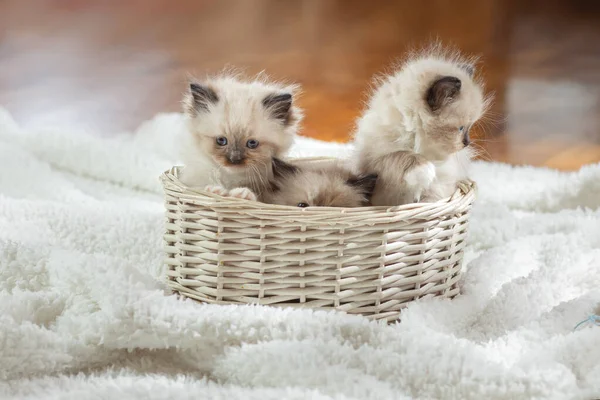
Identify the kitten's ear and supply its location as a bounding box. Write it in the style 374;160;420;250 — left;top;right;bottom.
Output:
460;64;475;77
263;93;293;124
271;157;299;178
189;83;219;113
347;174;378;198
426;76;461;112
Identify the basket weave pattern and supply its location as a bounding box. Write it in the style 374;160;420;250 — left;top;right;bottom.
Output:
161;164;476;322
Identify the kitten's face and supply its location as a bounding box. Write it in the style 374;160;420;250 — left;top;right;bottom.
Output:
269;159;378;208
418;69;488;158
184;79;300;172
200;127;276;172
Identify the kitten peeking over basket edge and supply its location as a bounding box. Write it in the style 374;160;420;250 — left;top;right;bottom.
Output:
262;158;378;208
178;73;303;200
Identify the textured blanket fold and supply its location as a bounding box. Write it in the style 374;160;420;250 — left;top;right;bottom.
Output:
0;108;598;400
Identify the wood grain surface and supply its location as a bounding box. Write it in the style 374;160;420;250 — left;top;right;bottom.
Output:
1;0;599;169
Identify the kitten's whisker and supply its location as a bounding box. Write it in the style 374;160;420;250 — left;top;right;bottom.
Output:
257;161;268;187
247;165;259;192
472;138;499;143
251;163;263;189
479;114;506;130
213;162;225;185
469;143;493;162
255;165;264;189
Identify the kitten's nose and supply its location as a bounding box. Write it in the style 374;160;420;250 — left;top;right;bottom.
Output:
462;133;470;147
228;151;243;164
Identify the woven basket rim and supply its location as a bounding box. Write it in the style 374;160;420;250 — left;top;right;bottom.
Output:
160;157;476;214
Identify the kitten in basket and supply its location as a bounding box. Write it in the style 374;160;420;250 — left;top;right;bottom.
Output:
179;73;302;201
354;44;492;206
263;158;378;208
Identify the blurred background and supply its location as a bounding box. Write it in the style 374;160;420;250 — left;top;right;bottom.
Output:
1;0;599;170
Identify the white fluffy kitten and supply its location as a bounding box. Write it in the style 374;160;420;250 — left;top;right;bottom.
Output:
354;46;491;206
179;74;302;201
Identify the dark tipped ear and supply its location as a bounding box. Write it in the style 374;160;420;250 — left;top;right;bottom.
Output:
347;174;378;198
460;64;475;77
426;76;461;112
189;83;218;112
262;93;293;124
271;158;299;179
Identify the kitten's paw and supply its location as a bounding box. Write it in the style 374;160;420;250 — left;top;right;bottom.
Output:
228;187;258;202
204;185;229;196
404;162;436;188
404;162;436;201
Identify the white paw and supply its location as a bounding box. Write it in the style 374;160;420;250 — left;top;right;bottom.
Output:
404;162;436;201
228;187;258;202
204;185;229;196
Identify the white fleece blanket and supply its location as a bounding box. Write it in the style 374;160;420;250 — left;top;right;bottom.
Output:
1;108;599;400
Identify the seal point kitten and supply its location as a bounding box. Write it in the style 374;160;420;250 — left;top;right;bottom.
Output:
354;44;492;206
264;158;378;208
179;73;303;200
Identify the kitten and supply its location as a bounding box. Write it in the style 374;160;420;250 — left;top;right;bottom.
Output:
179;73;303;201
263;158;378;208
354;45;492;206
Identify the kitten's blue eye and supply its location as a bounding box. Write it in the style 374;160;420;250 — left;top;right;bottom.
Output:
459;126;465;132
246;139;259;149
216;137;228;146
297;202;309;208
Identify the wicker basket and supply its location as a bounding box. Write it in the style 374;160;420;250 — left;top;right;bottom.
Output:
161;159;476;322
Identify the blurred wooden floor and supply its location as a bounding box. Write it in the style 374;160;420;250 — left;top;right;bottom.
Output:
1;0;600;170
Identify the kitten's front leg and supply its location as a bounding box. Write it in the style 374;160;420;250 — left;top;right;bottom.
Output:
364;151;436;206
403;160;436;202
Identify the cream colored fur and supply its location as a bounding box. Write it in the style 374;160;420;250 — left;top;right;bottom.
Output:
179;73;302;197
354;46;491;206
